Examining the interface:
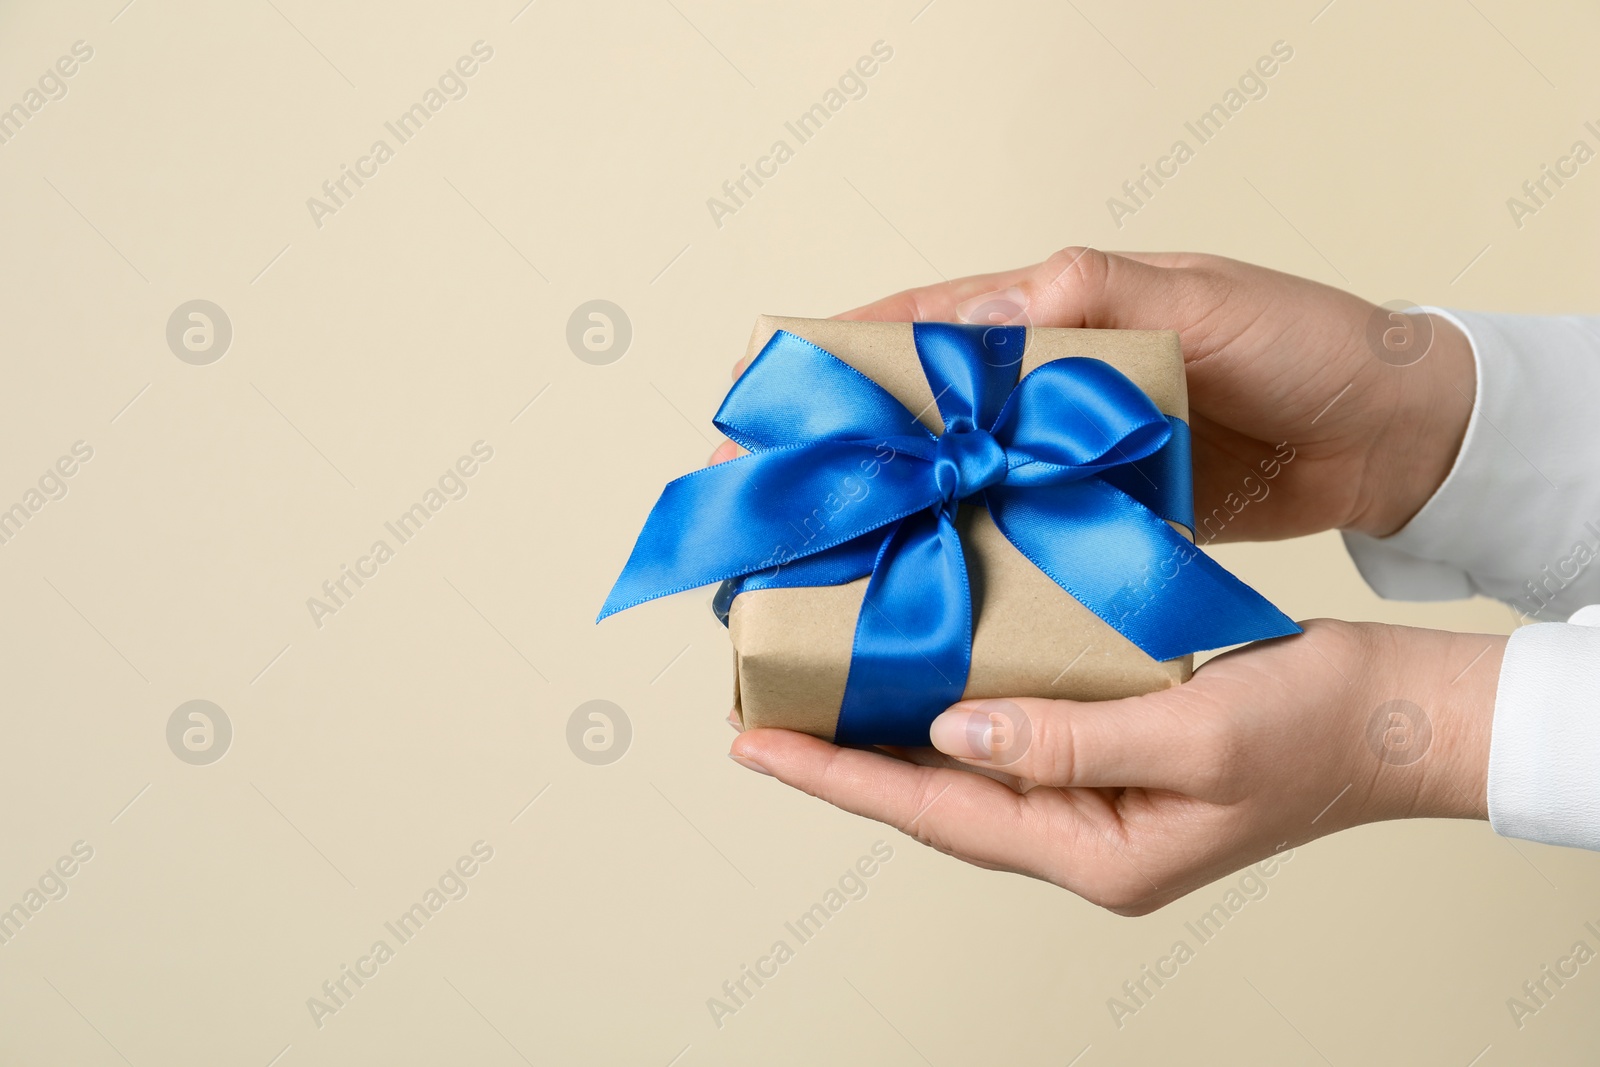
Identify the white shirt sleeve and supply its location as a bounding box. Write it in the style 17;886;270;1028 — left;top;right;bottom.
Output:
1490;606;1600;851
1341;308;1600;850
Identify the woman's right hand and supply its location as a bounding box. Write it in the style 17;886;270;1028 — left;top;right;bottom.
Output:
730;618;1502;913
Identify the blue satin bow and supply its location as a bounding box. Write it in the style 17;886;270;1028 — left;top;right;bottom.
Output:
599;323;1300;745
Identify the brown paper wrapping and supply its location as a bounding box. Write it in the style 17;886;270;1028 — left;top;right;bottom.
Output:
728;315;1194;740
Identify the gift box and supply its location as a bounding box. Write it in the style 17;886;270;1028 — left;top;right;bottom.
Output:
599;314;1298;746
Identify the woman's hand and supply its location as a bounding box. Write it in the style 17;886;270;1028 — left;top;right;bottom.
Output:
728;621;1503;914
716;249;1493;910
714;248;1477;542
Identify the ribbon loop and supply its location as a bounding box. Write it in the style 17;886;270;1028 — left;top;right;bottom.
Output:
600;322;1302;745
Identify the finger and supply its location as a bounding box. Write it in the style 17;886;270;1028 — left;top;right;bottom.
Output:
728;268;1033;376
872;744;1039;792
736;247;1199;375
926;692;1226;795
837;247;1208;336
729;267;1033;377
1106;250;1206;270
730;728;1088;876
834;265;1041;323
707;440;743;465
1005;247;1200;331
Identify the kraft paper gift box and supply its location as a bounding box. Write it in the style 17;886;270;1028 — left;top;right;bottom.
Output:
726;315;1194;741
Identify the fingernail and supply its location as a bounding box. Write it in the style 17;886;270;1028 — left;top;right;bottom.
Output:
929;706;993;759
728;752;771;776
727;709;742;732
954;287;1030;326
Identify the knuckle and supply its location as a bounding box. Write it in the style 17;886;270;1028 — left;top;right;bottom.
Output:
905;815;962;861
898;773;955;846
804;744;851;801
1018;709;1079;785
1038;246;1112;300
905;287;946;323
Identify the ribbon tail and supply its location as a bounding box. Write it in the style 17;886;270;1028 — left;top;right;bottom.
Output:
987;481;1301;662
834;510;972;747
597;443;939;621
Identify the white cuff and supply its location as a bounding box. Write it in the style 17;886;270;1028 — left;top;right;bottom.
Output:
1489;605;1600;850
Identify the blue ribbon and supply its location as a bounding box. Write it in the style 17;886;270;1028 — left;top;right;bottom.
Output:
599;323;1300;745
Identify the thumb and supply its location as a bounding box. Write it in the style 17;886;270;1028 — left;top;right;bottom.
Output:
835;247;1198;332
927;691;1233;796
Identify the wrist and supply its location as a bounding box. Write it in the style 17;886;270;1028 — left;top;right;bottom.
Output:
1359;625;1502;823
1350;312;1476;538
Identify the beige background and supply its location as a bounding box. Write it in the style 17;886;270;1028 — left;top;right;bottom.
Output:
1;0;1597;1063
